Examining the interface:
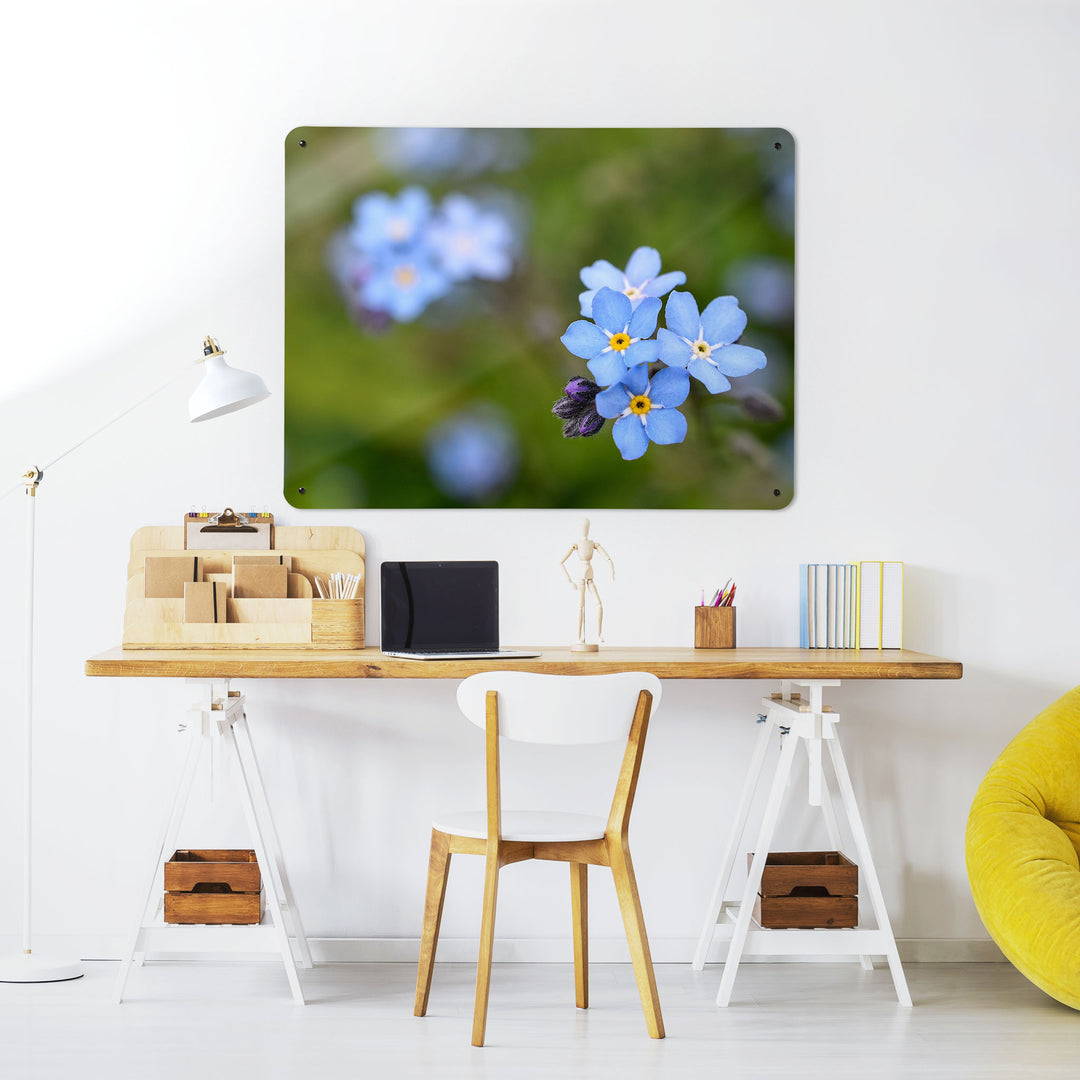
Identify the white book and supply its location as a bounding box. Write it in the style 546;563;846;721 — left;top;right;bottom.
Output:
848;564;858;647
881;561;903;648
815;564;828;648
837;564;847;649
806;564;816;648
858;561;882;649
826;564;837;648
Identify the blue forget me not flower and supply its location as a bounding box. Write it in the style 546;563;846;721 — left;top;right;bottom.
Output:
560;287;662;387
594;363;690;461
658;290;767;393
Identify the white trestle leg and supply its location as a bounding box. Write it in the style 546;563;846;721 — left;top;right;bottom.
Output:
693;681;911;1007
115;680;311;1004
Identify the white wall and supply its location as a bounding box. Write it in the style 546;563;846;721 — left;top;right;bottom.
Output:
1;0;1078;960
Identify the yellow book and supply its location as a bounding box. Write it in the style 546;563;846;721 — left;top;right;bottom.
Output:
881;561;903;649
858;561;882;649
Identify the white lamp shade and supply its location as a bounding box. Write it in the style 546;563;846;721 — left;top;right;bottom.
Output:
188;354;270;422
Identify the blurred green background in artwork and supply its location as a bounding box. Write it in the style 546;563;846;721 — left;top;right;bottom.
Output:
284;127;794;510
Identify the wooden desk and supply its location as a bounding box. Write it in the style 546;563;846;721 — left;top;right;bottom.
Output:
86;645;962;681
86;644;960;1007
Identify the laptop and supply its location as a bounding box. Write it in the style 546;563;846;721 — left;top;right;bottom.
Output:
380;561;541;660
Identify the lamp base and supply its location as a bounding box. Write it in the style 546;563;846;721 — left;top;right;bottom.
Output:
0;952;84;983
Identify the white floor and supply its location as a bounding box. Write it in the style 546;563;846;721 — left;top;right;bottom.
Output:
4;961;1080;1080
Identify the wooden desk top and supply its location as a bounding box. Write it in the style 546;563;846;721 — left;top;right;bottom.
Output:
85;646;962;681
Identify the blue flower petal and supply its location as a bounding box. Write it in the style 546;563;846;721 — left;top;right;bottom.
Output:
664;290;701;340
399;185;433;220
580;260;624;291
588;350;629;387
623;362;650;396
626;295;661;339
621;338;660;367
648;366;691;408
700;296;747;345
353;191;391;227
643;406;687;445
612;414;649;460
643;270;686;297
657;328;693;367
578;288;598;317
688;357;732;393
624;246;661;285
595;385;629;419
591;287;632;334
712;343;768;376
561;320;609;359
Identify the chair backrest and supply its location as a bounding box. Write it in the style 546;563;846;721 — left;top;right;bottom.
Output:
456;671;662;744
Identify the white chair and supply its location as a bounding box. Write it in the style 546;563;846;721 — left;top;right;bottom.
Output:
413;671;665;1046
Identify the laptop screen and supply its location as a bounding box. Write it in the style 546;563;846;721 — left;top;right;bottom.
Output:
380;561;499;652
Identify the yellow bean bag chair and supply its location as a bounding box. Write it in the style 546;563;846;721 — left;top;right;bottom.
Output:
966;685;1080;1009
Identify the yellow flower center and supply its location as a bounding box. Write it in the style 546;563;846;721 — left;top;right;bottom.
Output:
609;332;631;351
623;285;643;301
692;339;713;359
393;264;418;288
629;394;651;415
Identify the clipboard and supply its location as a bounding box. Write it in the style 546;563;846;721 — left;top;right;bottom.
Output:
184;508;273;550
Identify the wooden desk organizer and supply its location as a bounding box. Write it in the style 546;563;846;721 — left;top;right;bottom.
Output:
123;525;365;649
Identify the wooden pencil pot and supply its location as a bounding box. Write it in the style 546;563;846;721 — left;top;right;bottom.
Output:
695;605;736;649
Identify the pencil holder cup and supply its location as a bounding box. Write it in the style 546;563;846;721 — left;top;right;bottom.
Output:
695;606;736;649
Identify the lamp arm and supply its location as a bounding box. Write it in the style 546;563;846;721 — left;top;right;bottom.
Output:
1;368;188;503
41;369;188;475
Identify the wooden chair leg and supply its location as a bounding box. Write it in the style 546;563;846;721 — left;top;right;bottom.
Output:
471;849;501;1047
414;829;452;1017
570;862;588;1009
609;843;664;1039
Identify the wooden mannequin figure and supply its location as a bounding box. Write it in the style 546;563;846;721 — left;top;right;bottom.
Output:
560;517;615;652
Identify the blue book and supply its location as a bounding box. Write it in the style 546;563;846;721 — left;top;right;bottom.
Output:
799;564;809;648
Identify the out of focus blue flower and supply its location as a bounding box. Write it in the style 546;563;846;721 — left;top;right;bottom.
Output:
373;128;473;174
767;167;795;234
426;407;519;501
360;249;450;322
578;247;685;318
350;187;433;254
725;256;794;324
372;128;528;176
324;232;395;331
594;363;690;461
428;195;514;282
658;290;767;393
561;287;661;387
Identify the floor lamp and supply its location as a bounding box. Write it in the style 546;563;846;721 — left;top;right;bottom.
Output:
0;336;269;983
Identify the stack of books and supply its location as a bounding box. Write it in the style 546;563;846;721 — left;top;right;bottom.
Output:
799;562;903;649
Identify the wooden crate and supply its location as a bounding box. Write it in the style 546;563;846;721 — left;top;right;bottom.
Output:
164;849;262;925
751;851;858;929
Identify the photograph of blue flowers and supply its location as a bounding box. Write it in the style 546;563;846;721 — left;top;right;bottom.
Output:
284;127;794;509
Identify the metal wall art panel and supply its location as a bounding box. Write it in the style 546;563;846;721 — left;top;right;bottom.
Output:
284;127;794;509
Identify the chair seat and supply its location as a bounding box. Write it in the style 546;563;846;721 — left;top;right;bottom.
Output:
432;809;607;843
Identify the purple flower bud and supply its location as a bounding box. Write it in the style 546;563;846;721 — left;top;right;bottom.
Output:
554;375;604;437
576;411;605;437
564;376;598;403
552;396;580;420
